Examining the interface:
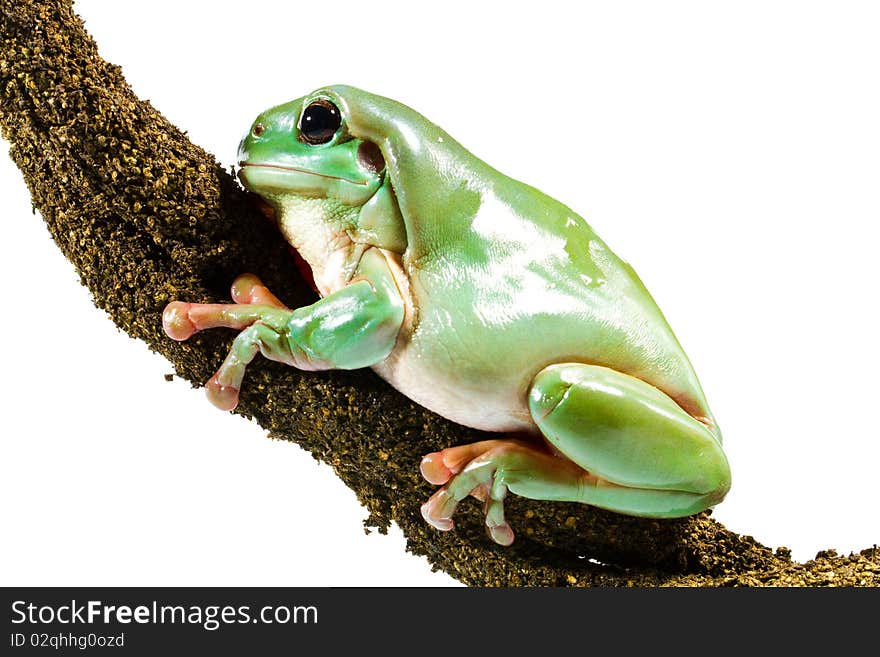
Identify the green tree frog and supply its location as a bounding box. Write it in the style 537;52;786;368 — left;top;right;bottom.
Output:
163;86;731;545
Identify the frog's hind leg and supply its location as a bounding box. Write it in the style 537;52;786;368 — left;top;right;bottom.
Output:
527;363;731;517
420;363;731;546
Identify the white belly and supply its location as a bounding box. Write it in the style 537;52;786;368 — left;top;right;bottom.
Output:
371;342;536;434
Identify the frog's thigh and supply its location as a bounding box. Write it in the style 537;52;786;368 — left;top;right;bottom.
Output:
528;363;731;517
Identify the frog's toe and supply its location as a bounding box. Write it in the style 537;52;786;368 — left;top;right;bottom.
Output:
230;273;288;308
162;301;198;341
205;375;240;411
484;494;515;546
420;489;457;531
419;453;454;486
486;520;514;546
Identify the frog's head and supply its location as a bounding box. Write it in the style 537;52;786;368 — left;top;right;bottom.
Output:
238;87;407;254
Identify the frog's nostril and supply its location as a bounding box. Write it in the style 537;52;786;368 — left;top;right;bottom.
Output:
252;122;265;137
357;140;385;175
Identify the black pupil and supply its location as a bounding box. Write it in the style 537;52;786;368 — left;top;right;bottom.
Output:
300;101;341;144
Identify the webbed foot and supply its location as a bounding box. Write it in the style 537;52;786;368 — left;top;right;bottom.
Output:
420;440;584;546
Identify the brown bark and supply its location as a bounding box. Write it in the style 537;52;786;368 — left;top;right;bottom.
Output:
2;0;876;586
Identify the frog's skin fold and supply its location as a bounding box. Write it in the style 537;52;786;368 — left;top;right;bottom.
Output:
163;85;731;545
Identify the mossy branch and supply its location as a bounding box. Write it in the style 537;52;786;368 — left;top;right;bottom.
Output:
2;0;876;586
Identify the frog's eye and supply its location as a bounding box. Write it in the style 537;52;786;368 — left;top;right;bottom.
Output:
299;99;342;145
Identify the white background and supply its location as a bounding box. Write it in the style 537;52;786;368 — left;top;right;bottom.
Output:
1;1;878;586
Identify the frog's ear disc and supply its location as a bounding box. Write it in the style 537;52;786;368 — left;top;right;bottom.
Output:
356;140;385;176
315;85;480;234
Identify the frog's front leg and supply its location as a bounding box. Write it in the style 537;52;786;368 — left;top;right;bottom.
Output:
162;249;405;410
421;363;731;545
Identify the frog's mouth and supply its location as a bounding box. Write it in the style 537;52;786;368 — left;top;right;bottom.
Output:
237;161;380;207
239;162;368;186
